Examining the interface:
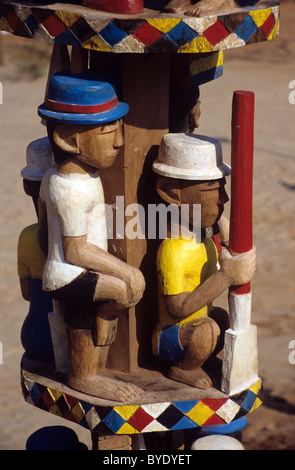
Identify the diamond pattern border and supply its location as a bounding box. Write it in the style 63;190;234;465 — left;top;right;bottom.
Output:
0;2;279;55
21;370;263;435
0;2;279;85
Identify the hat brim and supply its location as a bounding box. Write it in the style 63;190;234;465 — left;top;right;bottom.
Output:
21;167;46;181
38;102;129;125
153;161;231;180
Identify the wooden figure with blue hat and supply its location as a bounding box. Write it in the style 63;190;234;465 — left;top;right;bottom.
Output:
37;71;146;402
152;132;256;390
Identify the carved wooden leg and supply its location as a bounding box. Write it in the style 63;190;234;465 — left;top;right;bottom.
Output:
66;326;143;402
66;327;109;379
169;317;220;390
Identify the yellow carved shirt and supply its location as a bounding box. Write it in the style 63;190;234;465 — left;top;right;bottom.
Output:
152;236;218;355
17;223;47;280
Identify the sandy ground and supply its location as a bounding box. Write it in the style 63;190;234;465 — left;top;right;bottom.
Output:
0;2;295;451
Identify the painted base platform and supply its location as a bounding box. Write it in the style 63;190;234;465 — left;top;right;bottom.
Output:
0;0;279;53
21;356;262;436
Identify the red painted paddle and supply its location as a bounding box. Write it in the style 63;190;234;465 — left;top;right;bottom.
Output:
229;90;255;295
221;90;258;394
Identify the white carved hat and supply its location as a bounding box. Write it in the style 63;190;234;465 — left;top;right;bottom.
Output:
153;133;231;180
21;137;53;181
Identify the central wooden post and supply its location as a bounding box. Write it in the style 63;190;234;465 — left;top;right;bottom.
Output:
90;52;170;372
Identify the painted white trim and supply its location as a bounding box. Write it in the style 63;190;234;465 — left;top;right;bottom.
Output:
228;291;252;331
221;325;259;395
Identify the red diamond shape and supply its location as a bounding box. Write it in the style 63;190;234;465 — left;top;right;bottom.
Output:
200;398;228;411
203;21;229;46
128;407;154;432
260;13;275;38
64;394;79;409
202;413;225;426
65;410;81;424
42;14;67;37
5;11;23;31
41;390;55;410
133;22;163;46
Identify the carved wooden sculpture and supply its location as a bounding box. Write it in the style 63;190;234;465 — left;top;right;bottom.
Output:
0;0;278;447
37;72;145;401
17;137;54;361
152;133;256;390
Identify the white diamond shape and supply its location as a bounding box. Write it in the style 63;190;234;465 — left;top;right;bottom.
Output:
141;402;171;419
141;420;169;433
85;407;101;430
215;399;240;423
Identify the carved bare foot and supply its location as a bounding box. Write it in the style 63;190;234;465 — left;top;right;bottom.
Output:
68;375;144;402
185;0;237;17
163;0;192;13
169;366;213;390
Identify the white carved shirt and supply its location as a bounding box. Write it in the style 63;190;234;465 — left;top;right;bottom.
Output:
40;165;108;291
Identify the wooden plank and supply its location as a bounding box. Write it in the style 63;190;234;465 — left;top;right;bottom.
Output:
70;45;89;73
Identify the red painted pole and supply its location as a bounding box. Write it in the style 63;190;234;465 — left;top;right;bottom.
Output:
229;90;255;296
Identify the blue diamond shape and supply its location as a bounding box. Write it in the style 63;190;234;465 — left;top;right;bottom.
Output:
54;29;81;47
164;22;198;47
102;409;126;433
25;14;39;35
173;400;199;414
241;390;257;412
78;416;91;430
234;15;257;42
30;384;41;404
171;415;200;430
79;399;94;414
99;22;128;47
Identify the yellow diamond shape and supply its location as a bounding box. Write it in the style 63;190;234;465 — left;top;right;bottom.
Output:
49;404;63;417
249;379;262;395
0;17;12;33
55;11;82;28
186;401;215;426
267;20;279;41
178;36;214;53
147;18;181;34
114;405;140;421
48;388;62;402
117;422;139;435
250;8;272;27
70;403;85;421
83;35;112;52
250;397;262;413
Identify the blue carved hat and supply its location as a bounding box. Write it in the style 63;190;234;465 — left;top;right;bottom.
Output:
38;72;129;125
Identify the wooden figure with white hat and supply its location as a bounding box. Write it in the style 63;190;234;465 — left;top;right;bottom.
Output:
152;121;257;391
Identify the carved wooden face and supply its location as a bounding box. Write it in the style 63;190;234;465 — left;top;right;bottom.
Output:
179;178;229;229
77;119;124;169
